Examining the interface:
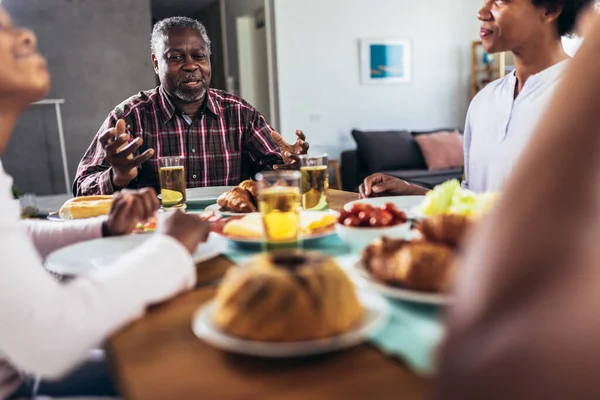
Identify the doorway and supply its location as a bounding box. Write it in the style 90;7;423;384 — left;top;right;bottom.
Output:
236;8;271;122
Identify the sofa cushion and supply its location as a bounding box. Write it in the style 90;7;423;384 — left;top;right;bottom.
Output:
411;127;463;136
414;130;464;171
383;168;463;189
382;168;463;180
351;130;426;173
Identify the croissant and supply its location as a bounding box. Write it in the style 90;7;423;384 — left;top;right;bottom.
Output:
415;214;472;248
363;237;455;292
393;242;456;292
238;180;259;204
217;187;257;213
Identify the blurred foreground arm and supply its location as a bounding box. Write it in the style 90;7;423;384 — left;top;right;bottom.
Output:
436;17;600;399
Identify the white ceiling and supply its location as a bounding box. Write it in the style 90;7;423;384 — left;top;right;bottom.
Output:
151;0;217;20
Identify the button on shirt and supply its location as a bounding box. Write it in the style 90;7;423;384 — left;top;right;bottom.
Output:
463;60;568;193
74;86;283;196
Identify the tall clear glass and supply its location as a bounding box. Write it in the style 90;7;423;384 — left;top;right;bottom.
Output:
299;154;329;211
158;156;186;209
256;171;302;251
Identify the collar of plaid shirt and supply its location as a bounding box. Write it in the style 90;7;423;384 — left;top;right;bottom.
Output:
145;86;284;189
157;85;223;121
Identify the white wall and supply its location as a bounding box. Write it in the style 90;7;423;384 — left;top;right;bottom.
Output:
274;0;483;158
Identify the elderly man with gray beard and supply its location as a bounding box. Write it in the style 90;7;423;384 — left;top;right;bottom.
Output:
74;17;308;196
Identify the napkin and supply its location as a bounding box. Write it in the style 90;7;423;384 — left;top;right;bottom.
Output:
369;299;444;375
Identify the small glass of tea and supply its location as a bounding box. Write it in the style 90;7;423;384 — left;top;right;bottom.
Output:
255;170;302;251
299;154;329;211
158;156;186;209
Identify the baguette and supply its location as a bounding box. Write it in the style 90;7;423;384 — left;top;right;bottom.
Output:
59;195;114;220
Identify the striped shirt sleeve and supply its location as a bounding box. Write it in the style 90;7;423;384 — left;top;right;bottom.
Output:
245;109;284;176
73;113;137;196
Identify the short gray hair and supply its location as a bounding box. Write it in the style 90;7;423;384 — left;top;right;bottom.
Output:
151;17;211;56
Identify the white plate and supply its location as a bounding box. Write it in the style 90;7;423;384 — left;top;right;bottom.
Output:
47;212;63;222
192;289;390;358
344;195;426;217
186;186;235;207
157;186;235;208
214;210;337;247
224;230;336;248
46;233;226;276
352;260;451;306
205;203;254;217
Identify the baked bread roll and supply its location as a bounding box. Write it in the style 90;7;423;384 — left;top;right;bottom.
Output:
217;187;256;213
363;237;455;292
59;195;114;220
212;252;364;341
238;179;259;203
415;214;472;248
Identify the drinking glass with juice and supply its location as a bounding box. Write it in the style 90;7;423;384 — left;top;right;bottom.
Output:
299;154;329;211
158;156;186;209
255;171;302;251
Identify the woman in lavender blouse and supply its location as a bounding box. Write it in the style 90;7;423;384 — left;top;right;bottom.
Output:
360;0;596;197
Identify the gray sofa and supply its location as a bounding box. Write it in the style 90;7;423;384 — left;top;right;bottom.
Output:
341;129;463;192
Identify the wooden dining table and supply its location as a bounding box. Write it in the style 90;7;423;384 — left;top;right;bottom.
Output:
107;189;428;400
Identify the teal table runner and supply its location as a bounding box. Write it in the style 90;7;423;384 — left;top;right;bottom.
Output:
219;232;444;375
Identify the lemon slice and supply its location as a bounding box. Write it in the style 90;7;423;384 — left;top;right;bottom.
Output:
264;211;300;241
161;189;183;207
303;189;328;210
306;214;337;233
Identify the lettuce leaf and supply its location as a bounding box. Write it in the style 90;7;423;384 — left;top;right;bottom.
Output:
418;179;498;217
419;180;461;216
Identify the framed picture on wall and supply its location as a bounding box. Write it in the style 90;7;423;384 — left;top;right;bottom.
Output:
359;39;412;84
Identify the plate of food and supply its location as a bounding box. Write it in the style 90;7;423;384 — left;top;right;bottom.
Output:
414;179;498;218
212;210;337;246
351;213;475;306
132;210;221;234
204;203;253;217
192;252;390;358
46;232;227;277
335;201;412;250
203;180;259;216
344;195;426;218
47;195;114;221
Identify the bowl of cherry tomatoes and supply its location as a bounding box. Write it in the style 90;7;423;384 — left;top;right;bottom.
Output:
336;202;410;250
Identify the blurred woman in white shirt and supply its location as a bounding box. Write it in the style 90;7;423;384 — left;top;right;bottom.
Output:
0;6;210;399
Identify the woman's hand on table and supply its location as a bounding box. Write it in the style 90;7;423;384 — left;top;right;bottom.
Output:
102;188;159;237
359;173;428;198
161;210;211;254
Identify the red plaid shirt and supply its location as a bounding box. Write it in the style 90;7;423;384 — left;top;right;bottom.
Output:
73;86;283;196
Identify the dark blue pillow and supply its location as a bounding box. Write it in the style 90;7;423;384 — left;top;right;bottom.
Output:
351;130;426;173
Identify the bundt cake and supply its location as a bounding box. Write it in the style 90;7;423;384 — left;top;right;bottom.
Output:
212;251;364;341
